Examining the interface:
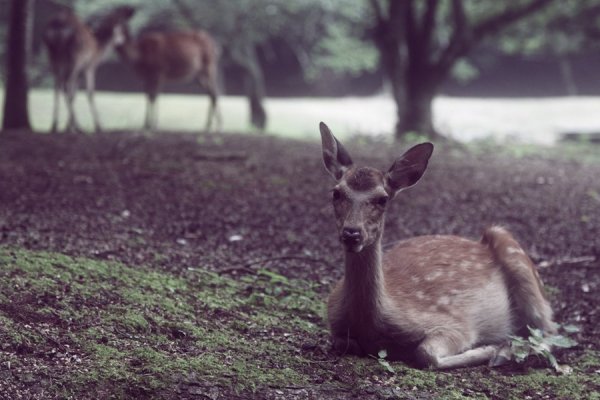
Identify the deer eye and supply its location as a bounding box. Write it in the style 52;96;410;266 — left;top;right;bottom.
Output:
373;196;388;207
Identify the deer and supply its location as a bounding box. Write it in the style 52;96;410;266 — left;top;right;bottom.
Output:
116;27;222;132
43;6;135;133
319;122;557;369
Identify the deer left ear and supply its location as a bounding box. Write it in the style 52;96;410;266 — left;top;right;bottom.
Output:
385;142;433;193
319;122;353;180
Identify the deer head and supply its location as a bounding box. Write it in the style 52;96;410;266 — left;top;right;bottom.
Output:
319;122;433;253
92;6;136;48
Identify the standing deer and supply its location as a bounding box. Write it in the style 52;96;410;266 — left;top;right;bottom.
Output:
319;122;556;369
43;6;135;133
116;28;222;132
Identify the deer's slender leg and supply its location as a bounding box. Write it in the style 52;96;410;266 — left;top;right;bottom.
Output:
65;72;82;133
50;78;61;133
85;67;102;133
144;95;159;131
143;76;161;132
198;71;221;132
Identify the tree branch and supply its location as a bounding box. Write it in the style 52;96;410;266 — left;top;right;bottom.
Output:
420;0;438;50
435;0;552;76
369;0;386;25
473;0;553;39
404;0;422;63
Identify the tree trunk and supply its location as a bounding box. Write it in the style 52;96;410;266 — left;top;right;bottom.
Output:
395;79;437;140
2;0;32;130
558;56;577;96
230;44;267;131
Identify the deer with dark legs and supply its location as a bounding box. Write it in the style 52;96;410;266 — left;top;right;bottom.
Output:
44;6;135;133
319;122;556;369
116;27;222;132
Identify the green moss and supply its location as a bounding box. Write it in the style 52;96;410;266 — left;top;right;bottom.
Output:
0;246;597;399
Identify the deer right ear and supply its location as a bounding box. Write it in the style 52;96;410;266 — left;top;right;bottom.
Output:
385;142;433;193
320;122;353;180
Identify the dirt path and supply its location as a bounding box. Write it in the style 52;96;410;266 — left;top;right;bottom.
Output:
0;130;598;398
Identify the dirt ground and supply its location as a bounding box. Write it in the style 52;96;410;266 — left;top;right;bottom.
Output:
0;130;598;399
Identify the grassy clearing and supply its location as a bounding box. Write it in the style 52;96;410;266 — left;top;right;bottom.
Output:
3;89;600;144
0;89;396;140
0;247;599;398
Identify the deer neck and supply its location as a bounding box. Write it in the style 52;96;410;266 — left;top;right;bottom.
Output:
343;237;387;324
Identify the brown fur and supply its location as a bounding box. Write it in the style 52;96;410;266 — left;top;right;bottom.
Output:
44;7;134;132
319;122;556;369
117;30;221;131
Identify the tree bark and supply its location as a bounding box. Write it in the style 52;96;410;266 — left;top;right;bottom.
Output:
558;56;577;96
396;79;437;139
3;0;32;130
229;44;267;131
370;0;553;141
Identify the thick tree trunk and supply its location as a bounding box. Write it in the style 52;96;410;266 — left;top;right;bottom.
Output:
2;0;32;130
395;80;437;140
393;55;443;140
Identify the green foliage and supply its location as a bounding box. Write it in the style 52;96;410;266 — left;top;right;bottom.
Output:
374;349;395;374
510;325;579;374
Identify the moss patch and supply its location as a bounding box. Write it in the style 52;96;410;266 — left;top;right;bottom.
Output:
0;247;598;399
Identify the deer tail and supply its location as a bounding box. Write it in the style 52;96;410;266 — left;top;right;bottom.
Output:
482;226;557;335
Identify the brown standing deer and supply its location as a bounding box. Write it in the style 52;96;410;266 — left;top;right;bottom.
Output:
116;28;222;132
43;6;135;133
319;122;556;369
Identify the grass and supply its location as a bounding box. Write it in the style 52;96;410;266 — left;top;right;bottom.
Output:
0;246;599;398
3;88;600;145
0;88;396;140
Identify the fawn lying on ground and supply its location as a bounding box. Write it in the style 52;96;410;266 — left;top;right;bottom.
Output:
319;122;556;369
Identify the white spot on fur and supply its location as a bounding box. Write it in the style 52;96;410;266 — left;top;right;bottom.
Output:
437;296;451;306
425;270;444;281
411;276;420;284
459;261;472;269
506;246;525;255
490;226;506;235
415;290;426;300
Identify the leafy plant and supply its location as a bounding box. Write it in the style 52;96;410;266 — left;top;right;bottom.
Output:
373;349;395;374
510;325;579;374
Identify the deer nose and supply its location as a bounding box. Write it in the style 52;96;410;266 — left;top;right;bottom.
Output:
342;227;362;243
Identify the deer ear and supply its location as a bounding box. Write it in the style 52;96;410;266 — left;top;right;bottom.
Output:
319;122;353;180
385;142;433;193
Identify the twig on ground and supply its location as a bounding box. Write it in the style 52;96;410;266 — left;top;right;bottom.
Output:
538;255;597;268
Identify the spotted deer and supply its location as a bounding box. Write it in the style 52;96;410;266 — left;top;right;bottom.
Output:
116;28;222;132
319;122;556;369
44;6;135;133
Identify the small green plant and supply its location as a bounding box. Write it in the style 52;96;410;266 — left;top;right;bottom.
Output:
373;349;395;374
510;325;579;374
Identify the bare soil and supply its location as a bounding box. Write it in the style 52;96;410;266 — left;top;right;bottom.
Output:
0;130;598;399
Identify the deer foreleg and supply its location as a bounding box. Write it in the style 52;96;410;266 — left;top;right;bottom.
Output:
145;96;158;132
85;68;101;132
65;74;82;133
198;74;221;133
50;79;61;133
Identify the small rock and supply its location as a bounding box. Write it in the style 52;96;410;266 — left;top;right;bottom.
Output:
228;234;243;242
